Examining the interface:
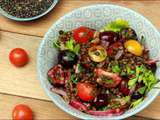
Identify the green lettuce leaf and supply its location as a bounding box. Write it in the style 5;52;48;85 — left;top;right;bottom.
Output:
130;98;143;108
65;38;80;54
137;86;146;95
102;19;129;32
53;40;61;48
128;65;157;91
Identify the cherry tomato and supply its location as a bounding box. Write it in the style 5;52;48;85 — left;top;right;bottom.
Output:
88;46;107;62
124;40;142;56
107;42;122;56
76;82;97;102
95;68;122;88
12;104;33;120
9;48;29;67
73;26;94;43
48;64;70;87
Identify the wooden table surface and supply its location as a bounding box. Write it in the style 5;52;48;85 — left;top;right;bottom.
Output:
0;0;160;119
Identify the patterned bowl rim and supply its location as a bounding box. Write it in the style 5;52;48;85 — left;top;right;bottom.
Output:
37;4;160;119
0;0;59;21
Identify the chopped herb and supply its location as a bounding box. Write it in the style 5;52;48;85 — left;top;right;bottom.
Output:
137;86;146;95
91;62;97;68
99;106;108;111
101;76;114;84
70;74;79;84
77;64;84;73
112;64;121;73
72;88;77;95
53;40;61;48
126;65;135;75
66;51;76;61
48;76;52;83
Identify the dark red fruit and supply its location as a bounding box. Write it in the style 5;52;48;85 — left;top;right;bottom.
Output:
119;80;130;95
93;94;108;108
99;31;118;44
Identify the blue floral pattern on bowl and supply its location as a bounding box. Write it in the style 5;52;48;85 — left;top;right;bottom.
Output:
38;4;160;120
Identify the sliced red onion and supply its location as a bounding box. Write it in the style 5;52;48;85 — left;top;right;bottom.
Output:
69;100;88;111
87;108;124;116
51;88;67;97
129;85;136;96
115;50;123;60
145;59;159;65
101;40;109;49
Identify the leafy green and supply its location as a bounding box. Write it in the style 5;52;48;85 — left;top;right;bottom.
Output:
77;64;84;73
123;96;131;104
73;44;80;54
48;76;52;83
66;38;74;50
70;74;79;84
66;51;76;61
101;76;114;84
112;64;121;73
102;19;129;32
65;38;80;54
128;78;137;88
105;79;114;84
142;69;157;92
130;98;143;108
128;65;157;91
126;65;135;75
53;40;61;48
138;86;146;95
72;88;77;95
128;65;146;88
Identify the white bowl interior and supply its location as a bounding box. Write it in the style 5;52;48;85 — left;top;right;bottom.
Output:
38;4;160;120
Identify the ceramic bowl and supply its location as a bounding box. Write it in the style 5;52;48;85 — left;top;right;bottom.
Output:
38;4;160;119
0;0;59;21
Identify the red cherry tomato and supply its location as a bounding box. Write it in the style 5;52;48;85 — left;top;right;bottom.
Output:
9;48;29;67
76;82;96;102
73;26;94;43
12;104;33;120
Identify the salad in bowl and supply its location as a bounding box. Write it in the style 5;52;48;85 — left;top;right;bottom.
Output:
38;4;160;119
47;19;158;116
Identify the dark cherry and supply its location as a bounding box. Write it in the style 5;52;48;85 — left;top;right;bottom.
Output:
119;80;130;95
58;50;78;69
131;91;143;99
148;62;157;73
99;31;118;44
93;94;108;108
119;28;138;40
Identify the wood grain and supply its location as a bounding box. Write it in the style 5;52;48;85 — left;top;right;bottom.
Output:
0;93;75;119
0;93;160;120
0;0;160;37
0;31;49;100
